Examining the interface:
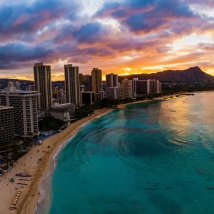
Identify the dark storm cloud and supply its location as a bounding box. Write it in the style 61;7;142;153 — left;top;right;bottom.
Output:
72;22;104;44
0;43;53;68
0;0;79;41
96;0;196;33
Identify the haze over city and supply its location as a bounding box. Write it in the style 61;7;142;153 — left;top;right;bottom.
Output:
1;0;214;80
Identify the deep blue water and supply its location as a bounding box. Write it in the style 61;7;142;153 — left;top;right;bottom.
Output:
39;92;214;214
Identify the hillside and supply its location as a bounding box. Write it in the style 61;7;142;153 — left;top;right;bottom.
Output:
118;67;214;83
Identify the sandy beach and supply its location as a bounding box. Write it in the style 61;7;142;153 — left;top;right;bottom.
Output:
117;99;158;109
0;96;177;214
116;97;165;109
0;108;112;214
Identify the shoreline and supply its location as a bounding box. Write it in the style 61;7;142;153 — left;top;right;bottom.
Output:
0;93;192;214
116;96;169;109
0;108;112;214
116;92;197;109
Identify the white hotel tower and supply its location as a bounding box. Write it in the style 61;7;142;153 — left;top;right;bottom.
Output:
0;82;39;137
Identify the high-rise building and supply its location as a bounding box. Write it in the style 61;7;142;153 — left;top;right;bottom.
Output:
136;80;147;95
64;64;80;106
81;92;95;105
106;87;121;100
0;83;39;137
0;106;15;148
135;79;162;95
83;74;92;91
106;73;118;88
58;89;65;104
14;81;20;90
99;90;105;100
157;80;162;93
79;73;84;85
132;78;139;97
91;68;102;93
34;62;52;110
27;85;35;91
121;79;132;99
52;86;59;99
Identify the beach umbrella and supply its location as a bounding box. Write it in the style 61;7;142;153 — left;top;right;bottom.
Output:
10;205;15;210
10;178;15;182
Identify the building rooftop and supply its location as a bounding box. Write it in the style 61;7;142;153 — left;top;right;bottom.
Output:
53;103;75;108
0;106;14;110
0;89;39;95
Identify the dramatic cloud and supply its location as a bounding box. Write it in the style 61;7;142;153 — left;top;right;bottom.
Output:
0;0;214;80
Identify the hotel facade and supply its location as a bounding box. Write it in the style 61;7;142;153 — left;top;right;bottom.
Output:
0;106;15;148
0;84;39;137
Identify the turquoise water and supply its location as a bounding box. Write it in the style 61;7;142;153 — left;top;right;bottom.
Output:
39;92;214;214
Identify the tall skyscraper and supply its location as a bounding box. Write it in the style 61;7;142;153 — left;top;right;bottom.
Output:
106;73;118;88
34;62;52;110
0;106;15;148
64;64;80;106
91;68;102;93
0;83;39;137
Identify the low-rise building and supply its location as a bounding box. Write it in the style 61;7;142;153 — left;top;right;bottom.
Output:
49;103;75;123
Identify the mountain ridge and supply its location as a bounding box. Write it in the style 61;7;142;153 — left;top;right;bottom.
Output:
118;66;214;83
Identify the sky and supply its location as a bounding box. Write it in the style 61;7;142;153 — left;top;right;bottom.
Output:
0;0;214;81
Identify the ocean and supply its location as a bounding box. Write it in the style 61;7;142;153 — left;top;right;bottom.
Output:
37;92;214;214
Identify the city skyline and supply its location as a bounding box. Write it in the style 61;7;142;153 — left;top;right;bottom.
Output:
0;0;214;80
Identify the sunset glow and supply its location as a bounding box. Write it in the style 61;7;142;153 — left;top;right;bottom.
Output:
0;0;214;81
